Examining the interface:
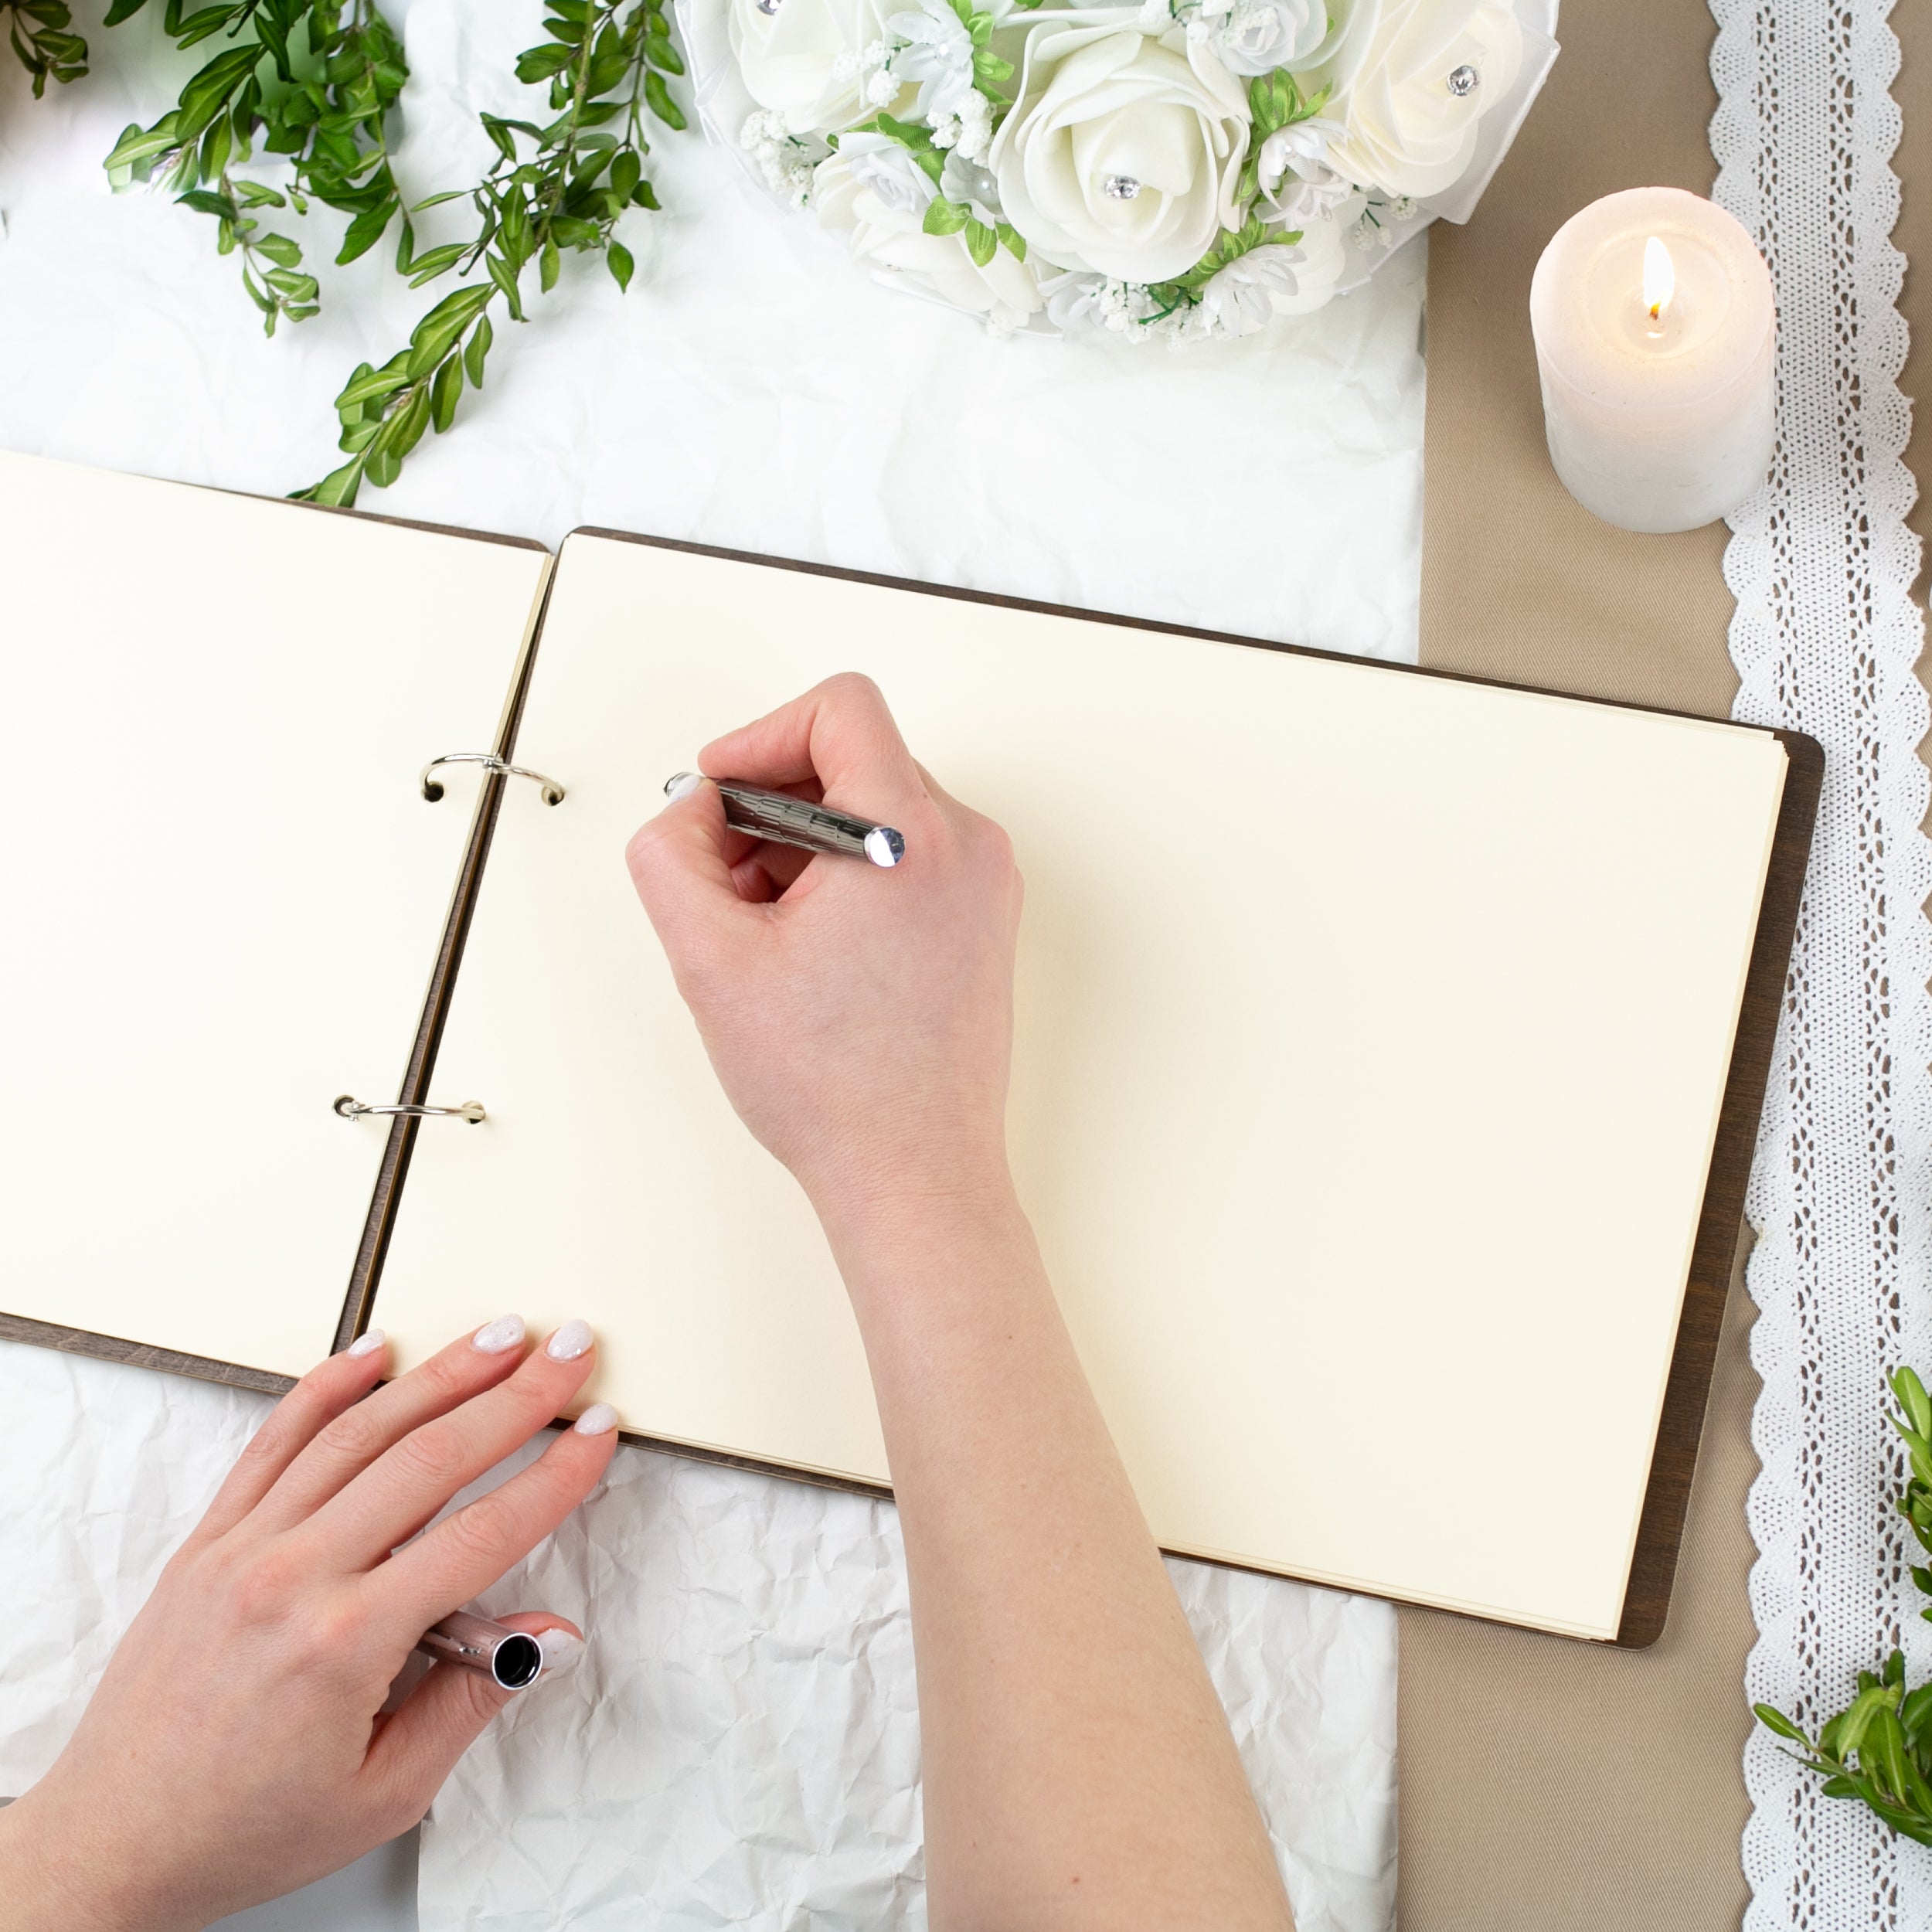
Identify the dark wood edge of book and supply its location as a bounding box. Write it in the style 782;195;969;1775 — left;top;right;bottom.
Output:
1611;722;1821;1647
210;471;552;554
0;1311;295;1399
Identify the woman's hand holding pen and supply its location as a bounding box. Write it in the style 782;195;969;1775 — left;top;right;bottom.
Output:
0;1320;615;1932
627;672;1026;1230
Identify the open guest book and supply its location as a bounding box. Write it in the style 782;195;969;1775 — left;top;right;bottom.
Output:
0;451;1820;1645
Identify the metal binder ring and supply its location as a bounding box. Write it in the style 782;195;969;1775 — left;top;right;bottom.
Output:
420;753;565;806
333;1094;487;1125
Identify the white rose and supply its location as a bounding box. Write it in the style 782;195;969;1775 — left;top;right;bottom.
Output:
1319;0;1523;201
837;128;937;213
1210;0;1330;77
815;151;1044;329
988;22;1250;286
728;0;897;135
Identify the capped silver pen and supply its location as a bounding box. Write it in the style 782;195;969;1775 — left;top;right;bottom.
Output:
665;772;905;869
416;1611;544;1690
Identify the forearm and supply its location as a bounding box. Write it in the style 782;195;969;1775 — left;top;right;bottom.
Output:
818;1183;1294;1932
0;1788;155;1932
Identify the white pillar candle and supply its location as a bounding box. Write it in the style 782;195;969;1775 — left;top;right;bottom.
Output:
1529;186;1776;534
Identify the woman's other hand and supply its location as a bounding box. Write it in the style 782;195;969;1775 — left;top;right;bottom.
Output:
0;1318;616;1931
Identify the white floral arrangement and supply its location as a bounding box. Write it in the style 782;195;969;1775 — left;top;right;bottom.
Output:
675;0;1558;338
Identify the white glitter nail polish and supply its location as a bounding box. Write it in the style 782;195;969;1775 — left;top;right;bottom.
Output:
573;1402;618;1436
537;1628;584;1674
471;1314;526;1355
546;1319;594;1362
346;1328;386;1359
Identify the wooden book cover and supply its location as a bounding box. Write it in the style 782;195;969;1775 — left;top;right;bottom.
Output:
0;461;1821;1644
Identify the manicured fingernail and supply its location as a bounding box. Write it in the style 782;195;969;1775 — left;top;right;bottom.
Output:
537;1628;583;1674
471;1314;526;1355
664;770;704;802
346;1328;386;1359
546;1319;594;1362
573;1402;617;1436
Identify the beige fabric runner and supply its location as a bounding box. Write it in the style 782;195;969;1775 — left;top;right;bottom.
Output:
1400;0;1762;1923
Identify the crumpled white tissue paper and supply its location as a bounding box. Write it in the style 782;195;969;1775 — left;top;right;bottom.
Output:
428;1437;1397;1932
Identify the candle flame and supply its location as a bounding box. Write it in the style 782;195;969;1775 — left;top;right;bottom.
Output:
1643;235;1675;321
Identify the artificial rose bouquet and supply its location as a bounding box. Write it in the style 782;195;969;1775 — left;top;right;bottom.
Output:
675;0;1558;338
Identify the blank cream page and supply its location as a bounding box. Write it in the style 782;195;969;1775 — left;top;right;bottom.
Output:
376;533;1787;1638
0;454;550;1379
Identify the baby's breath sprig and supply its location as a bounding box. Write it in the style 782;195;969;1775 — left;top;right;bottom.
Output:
4;0;87;94
296;0;682;508
102;0;411;335
1755;1368;1932;1845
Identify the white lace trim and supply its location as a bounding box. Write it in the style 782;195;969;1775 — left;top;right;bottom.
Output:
1713;0;1932;1920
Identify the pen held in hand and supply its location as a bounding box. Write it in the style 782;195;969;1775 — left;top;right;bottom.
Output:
665;772;905;869
416;1611;544;1692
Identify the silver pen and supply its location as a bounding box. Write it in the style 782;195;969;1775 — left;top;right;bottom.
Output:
416;1611;545;1691
665;772;906;869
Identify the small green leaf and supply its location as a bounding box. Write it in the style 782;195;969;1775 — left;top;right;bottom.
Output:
922;197;970;236
1754;1704;1811;1745
403;242;469;287
963;216;995;267
104;117;182;175
995;221;1026;260
382;384;432;461
253;230;303;268
539;236;562;291
1899;1369;1932;1439
1838;1685;1896;1758
642;69;685;130
174;44;263;145
607;239;634;291
464;315;494;388
303;458;365;508
485;250;524;319
335;366;410;412
337;197;400;265
514;40;575;83
430;354;463;434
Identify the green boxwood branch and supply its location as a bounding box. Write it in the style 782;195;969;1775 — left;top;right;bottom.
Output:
5;0;87;94
1755;1368;1932;1845
294;0;679;507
